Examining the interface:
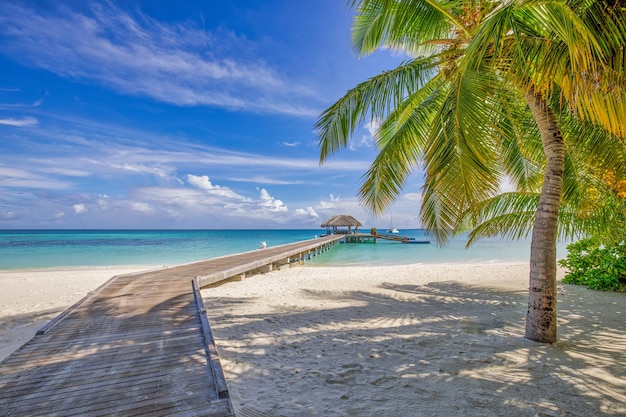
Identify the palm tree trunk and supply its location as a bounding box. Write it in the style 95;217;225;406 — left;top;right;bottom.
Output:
524;88;564;343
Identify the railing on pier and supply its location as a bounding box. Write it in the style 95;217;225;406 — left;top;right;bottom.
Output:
375;232;409;241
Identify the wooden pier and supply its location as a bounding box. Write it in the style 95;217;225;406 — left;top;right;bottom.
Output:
374;232;430;243
341;233;377;243
339;232;430;244
0;235;343;417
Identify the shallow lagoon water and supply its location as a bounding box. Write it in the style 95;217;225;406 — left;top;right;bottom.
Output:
0;229;570;270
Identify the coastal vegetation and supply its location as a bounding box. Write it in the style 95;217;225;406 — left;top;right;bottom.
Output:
560;236;626;291
316;0;626;343
559;181;626;292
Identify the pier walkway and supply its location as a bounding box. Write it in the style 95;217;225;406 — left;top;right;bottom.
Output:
342;232;430;244
0;235;343;417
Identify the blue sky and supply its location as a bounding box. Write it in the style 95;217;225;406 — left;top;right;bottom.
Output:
0;0;424;229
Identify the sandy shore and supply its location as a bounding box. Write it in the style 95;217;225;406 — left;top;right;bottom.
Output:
201;262;626;417
1;262;624;416
0;266;147;362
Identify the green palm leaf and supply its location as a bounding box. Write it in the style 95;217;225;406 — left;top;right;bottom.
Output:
316;56;439;162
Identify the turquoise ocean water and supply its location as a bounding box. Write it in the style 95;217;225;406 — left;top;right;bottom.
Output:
0;229;571;270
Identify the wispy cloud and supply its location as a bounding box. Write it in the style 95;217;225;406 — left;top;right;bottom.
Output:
109;162;172;178
6;115;372;175
0;119;374;211
229;176;313;185
0;117;38;127
0;166;73;190
348;120;379;151
0;3;321;116
0;98;44;109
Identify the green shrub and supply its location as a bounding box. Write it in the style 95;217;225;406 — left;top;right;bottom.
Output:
559;237;626;291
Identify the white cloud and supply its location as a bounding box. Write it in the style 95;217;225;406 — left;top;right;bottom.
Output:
0;98;44;108
315;194;365;219
37;166;91;177
351;134;376;151
282;141;300;147
97;195;110;210
73;203;86;214
1;210;16;219
134;186;226;206
0;166;73;190
0;117;38;127
295;206;318;218
365;119;380;137
1;116;373;177
110;163;170;178
318;199;335;209
229;176;310;185
404;193;422;202
258;188;288;212
123;185;294;226
318;194;340;209
187;174;245;200
499;176;516;193
348;120;379;151
129;202;153;213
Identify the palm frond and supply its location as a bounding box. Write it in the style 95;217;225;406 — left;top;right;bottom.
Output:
358;76;446;214
316;56;439;162
474;0;626;137
465;192;539;246
350;0;470;56
491;90;545;192
464;191;605;246
421;67;504;224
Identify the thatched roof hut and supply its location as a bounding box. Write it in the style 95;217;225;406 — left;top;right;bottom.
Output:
321;215;363;234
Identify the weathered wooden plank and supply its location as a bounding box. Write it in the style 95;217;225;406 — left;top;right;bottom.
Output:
0;359;207;395
156;399;234;417
0;353;209;397
4;377;214;416
0;333;206;370
0;356;207;394
17;322;203;347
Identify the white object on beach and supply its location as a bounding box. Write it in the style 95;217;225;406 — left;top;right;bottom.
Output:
260;241;267;249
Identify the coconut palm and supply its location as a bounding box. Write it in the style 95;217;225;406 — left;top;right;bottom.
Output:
316;0;626;343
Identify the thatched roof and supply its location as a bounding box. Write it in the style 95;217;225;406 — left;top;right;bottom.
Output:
321;215;363;227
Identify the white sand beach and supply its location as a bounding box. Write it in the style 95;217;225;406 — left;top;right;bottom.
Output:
201;263;626;417
1;262;624;416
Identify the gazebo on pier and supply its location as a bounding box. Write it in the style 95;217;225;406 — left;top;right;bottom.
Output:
321;215;363;235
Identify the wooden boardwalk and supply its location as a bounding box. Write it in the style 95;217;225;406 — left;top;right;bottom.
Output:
0;235;343;417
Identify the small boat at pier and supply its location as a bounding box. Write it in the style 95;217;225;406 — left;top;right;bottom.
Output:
402;237;430;244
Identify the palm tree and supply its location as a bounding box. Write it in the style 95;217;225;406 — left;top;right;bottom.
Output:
316;0;626;343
